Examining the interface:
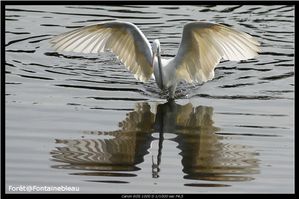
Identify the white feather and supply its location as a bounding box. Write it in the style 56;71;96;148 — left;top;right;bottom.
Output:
51;22;153;82
174;21;261;83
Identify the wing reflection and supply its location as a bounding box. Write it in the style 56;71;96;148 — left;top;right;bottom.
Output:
51;103;155;176
51;100;259;184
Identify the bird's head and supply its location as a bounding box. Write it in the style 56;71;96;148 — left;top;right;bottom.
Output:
152;39;160;56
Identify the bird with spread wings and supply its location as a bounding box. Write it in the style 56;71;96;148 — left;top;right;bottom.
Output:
50;21;260;99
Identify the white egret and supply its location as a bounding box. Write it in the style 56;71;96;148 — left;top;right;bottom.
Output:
50;21;260;99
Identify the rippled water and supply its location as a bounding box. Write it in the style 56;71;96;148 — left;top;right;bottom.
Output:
5;5;294;193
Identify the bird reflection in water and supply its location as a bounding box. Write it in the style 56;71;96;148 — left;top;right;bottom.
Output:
51;101;259;186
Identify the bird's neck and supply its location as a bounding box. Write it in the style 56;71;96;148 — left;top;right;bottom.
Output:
157;49;164;88
153;47;165;90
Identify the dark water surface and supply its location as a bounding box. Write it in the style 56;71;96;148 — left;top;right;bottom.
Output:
5;5;294;193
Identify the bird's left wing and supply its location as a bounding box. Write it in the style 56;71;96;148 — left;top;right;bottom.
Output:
173;21;261;83
50;21;153;82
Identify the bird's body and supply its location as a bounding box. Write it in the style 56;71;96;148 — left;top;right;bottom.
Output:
50;21;260;99
153;56;178;98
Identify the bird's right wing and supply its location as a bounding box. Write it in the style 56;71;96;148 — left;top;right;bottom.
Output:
50;21;153;82
173;21;261;83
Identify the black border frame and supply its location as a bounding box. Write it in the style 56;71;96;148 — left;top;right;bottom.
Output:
1;1;296;198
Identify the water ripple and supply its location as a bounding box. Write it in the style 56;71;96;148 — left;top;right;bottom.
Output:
6;34;51;47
